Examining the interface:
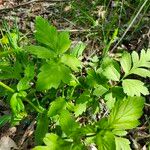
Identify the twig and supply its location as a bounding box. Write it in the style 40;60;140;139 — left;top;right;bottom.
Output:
18;120;36;147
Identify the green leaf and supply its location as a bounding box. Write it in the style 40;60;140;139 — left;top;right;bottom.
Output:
35;16;57;50
112;130;127;136
10;93;27;125
124;49;150;77
25;45;55;59
103;64;120;81
35;111;49;145
35;17;71;54
86;69;106;87
17;64;35;91
17;77;30;91
37;61;71;90
33;133;72;150
33;146;49;150
74;102;87;117
108;96;145;130
93;85;108;97
120;52;132;75
0;115;11;128
115;137;131;150
48;97;66;117
43;133;59;149
104;92;116;110
131;51;139;66
122;79;149;96
71;42;86;57
96;131;116;150
59;110;79;136
129;68;150;78
10;93;25;114
24;64;34;79
60;54;81;71
57;32;71;54
74;91;90;117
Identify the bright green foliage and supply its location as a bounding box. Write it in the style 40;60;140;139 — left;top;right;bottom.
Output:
33;133;72;150
17;64;34;91
0;17;149;150
37;61;72;90
35;16;71;54
96;131;116;150
48;97;66;117
35;111;49;145
120;49;150;77
71;41;86;58
74;91;90;117
60;54;81;71
103;63;120;81
120;52;132;75
115;137;131;150
120;49;150;96
26;16;82;91
122;79;149;96
25;45;56;59
74;102;87;117
93;85;108;97
10;93;27;125
59;110;79;136
108;96;145;129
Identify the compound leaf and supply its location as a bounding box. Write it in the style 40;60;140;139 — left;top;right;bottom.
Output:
122;49;150;77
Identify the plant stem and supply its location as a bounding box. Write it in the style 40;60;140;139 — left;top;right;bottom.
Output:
0;81;15;93
0;81;43;113
24;98;43;113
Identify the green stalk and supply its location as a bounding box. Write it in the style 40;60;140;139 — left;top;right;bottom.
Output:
24;98;43;114
0;81;15;93
0;81;43;113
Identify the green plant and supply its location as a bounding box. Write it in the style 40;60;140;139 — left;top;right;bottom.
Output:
0;17;149;150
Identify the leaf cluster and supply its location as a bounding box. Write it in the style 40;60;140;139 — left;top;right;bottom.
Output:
0;17;149;150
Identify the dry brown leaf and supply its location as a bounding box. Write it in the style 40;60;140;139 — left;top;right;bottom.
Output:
0;136;18;150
